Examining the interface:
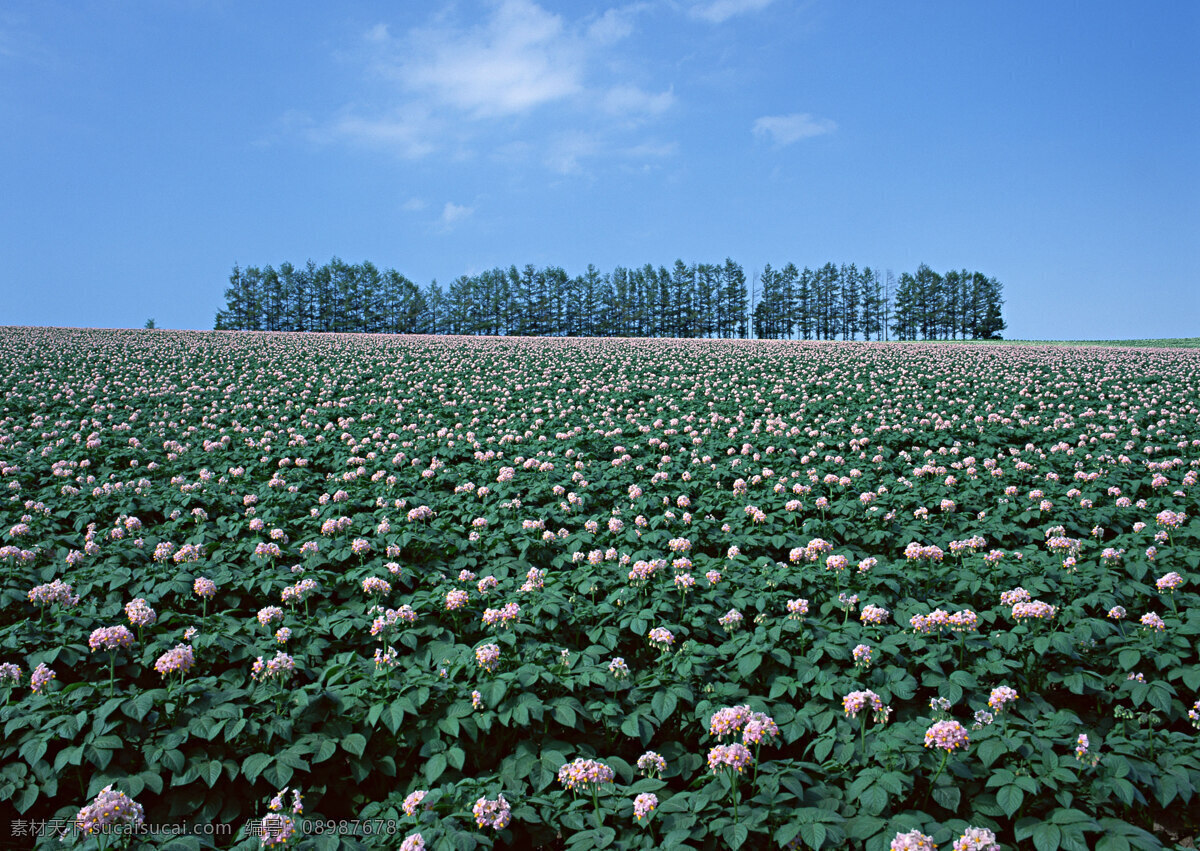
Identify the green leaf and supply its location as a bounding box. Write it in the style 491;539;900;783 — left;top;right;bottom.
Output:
998;784;1024;818
977;737;1005;768
859;783;887;816
204;760;223;787
1182;667;1200;691
1118;649;1140;671
932;785;960;811
800;823;828;850
737;653;762;678
241;753;272;782
723;823;749;848
313;738;337;764
263;761;293;788
14;784;38;814
775;823;802;848
553;702;577;728
424;753;447;784
651;690;678;722
19;739;47;768
342;732;367;758
1032;823;1062;851
447;747;466;771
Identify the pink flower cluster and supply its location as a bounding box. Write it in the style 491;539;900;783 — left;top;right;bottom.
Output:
786;598;810;619
154;644;195;677
370;605;417;636
402;790;428;816
924;719;970;751
557;758;615;791
843;690;884;719
482;603;522;628
257;606;285;626
1012;600;1056;621
860;604;890;625
89;625;134;652
125;597;157;627
475;643;501;673
904;542;944;562
890;830;936;851
28;579;80;607
637;751;667;777
648;627;674;651
251;652;296;683
75;785;145;835
706;743;753;774
31;663;55;693
988;686;1018;713
1156;571;1184;592
1140;612;1166;631
952;828;999;851
853;644;872;668
633;792;657;821
362;576;391;595
472;794;511;830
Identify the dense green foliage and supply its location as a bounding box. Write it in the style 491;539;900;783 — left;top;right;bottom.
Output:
1;329;1196;850
212;259;1005;341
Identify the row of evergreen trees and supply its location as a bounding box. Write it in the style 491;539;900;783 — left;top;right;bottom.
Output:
752;263;1006;341
213;258;1005;340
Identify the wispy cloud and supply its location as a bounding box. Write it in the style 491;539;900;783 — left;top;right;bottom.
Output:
323;107;440;159
752;112;836;146
601;85;675;118
399;0;583;119
545;132;677;175
0;13;54;65
586;4;647;44
318;0;677;172
440;201;475;227
687;0;775;24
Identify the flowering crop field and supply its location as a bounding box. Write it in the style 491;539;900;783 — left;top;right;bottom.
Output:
2;327;1199;851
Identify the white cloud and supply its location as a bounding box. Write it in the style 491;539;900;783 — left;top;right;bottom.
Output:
587;5;645;44
752;112;836;145
364;23;390;43
319;2;677;170
402;197;427;212
545;132;676;175
621;140;678;159
397;0;583;119
545;132;603;175
440;202;475;226
687;0;775;24
601;85;675;118
323;108;439;159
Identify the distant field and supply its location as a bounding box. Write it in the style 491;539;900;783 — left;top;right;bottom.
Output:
920;338;1200;349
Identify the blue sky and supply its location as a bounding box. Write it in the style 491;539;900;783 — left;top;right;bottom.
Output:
2;0;1197;339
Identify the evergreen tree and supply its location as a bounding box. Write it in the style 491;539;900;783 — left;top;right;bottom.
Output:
860;267;884;341
979;275;1006;339
796;267;814;340
719;259;748;338
778;263;799;339
840;263;860;340
892;272;918;340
